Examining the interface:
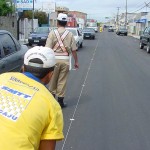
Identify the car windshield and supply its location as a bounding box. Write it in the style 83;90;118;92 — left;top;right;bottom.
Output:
83;28;95;33
34;27;49;33
119;27;127;30
87;22;97;27
67;29;77;36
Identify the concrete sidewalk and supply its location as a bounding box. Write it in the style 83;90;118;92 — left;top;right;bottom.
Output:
129;34;140;40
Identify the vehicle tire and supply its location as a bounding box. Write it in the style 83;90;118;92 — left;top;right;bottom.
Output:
146;42;150;53
80;42;83;48
28;42;32;46
139;40;144;49
77;42;79;49
93;36;95;39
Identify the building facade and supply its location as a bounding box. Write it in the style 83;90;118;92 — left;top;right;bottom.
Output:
68;11;87;28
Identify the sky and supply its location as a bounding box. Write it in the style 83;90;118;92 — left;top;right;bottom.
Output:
36;0;150;22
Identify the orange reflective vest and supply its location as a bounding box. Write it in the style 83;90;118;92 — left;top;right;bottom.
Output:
53;29;69;56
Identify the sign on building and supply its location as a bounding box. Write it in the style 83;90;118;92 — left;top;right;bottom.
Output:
41;2;55;13
16;0;33;11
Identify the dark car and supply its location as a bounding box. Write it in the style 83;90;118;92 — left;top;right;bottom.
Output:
28;27;50;46
140;27;150;53
82;28;95;39
116;26;128;36
0;30;28;74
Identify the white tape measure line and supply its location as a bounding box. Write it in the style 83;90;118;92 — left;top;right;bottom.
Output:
61;38;100;150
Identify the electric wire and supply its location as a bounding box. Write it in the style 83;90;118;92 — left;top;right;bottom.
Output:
129;1;150;13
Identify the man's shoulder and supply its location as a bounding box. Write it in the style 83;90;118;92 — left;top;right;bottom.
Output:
0;72;45;92
0;72;17;79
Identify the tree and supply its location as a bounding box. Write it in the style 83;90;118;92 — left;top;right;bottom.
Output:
35;11;48;25
23;10;48;25
97;22;102;27
0;0;13;16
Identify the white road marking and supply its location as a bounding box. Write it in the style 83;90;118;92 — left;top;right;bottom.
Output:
61;37;100;150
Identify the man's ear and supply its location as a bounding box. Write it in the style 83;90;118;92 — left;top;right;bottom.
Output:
48;71;54;79
41;71;54;85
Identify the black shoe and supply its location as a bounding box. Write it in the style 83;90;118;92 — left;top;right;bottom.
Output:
58;97;67;108
59;102;67;108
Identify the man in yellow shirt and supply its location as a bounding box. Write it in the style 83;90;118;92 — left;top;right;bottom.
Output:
0;46;64;150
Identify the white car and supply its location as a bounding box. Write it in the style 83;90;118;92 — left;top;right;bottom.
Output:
66;27;83;49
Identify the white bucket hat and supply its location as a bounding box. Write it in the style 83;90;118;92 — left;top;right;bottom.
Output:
24;46;56;68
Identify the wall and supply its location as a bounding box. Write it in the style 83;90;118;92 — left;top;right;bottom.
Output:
68;11;87;27
0;16;17;39
0;16;38;41
49;12;57;27
19;18;38;40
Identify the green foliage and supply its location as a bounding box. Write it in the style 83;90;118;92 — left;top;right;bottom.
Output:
0;0;13;16
35;11;48;25
97;22;102;27
23;10;48;25
23;10;32;18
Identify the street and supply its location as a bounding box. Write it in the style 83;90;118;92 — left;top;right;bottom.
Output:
56;30;150;150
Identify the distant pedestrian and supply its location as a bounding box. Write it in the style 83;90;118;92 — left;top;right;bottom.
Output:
100;26;103;32
45;13;79;108
0;46;64;150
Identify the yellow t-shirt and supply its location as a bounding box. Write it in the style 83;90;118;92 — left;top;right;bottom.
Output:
0;72;64;150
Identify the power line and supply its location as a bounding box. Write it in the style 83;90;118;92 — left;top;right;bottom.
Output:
129;0;149;11
129;1;150;13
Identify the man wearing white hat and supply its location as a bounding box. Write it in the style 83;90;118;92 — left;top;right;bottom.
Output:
45;13;79;108
0;46;64;150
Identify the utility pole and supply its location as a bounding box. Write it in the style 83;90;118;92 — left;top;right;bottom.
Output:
32;0;35;32
116;7;120;29
125;0;127;28
145;2;150;27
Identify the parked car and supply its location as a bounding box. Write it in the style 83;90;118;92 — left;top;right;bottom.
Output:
108;26;114;32
140;27;150;53
28;27;50;46
87;26;98;32
82;28;95;39
116;26;128;36
50;27;58;31
66;27;83;49
0;30;28;74
77;27;83;34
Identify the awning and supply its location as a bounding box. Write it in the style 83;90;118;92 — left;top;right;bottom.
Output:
135;19;147;23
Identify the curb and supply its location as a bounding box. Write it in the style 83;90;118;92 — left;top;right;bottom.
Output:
129;34;140;40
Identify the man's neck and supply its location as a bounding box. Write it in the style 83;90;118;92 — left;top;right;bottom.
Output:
57;24;65;28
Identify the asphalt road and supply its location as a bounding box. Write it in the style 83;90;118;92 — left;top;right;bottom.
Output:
56;30;150;150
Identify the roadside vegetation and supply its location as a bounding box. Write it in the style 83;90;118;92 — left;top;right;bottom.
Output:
0;0;48;25
0;0;14;16
23;11;48;26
